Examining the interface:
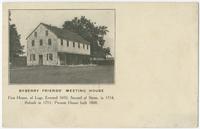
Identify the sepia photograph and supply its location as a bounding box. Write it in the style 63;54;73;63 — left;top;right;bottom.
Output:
9;9;115;84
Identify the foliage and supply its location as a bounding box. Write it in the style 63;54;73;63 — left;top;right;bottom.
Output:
9;11;24;63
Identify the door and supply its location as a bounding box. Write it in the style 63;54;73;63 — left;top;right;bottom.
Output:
39;55;43;65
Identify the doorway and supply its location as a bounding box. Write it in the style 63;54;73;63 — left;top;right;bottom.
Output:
39;55;43;65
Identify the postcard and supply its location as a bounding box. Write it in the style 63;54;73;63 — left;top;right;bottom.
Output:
2;2;198;127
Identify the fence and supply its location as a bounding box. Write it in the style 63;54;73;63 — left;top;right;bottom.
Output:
91;58;114;65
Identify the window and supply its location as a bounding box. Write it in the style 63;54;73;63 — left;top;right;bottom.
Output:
67;40;69;47
34;32;37;37
33;54;35;60
87;45;89;49
46;30;48;36
49;54;53;60
40;39;43;46
48;39;52;46
83;44;85;49
30;54;35;61
47;53;53;61
73;42;75;47
31;40;35;46
61;39;63;46
78;43;80;48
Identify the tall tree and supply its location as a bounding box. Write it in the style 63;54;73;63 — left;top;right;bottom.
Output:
62;16;110;58
9;11;24;63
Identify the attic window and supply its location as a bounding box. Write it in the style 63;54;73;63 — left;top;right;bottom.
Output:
31;40;35;46
34;32;37;37
67;40;69;47
61;39;63;46
87;45;89;49
46;30;48;36
83;44;85;49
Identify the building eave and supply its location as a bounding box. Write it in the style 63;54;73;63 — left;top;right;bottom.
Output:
26;23;42;40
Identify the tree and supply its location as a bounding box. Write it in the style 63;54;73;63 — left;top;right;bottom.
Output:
9;11;24;63
62;16;111;58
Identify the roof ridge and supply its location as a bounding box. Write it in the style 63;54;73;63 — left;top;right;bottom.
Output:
42;23;76;35
26;23;90;45
42;23;75;33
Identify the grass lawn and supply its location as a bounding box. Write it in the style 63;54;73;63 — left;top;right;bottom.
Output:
9;65;114;84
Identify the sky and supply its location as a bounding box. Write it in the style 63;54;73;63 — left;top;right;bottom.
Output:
10;9;115;56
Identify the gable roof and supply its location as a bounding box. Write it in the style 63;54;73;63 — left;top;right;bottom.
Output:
26;23;90;45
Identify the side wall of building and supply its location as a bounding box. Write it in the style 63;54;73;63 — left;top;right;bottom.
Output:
27;24;59;66
57;39;90;55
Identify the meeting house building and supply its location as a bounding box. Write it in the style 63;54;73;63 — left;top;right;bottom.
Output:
26;23;91;66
